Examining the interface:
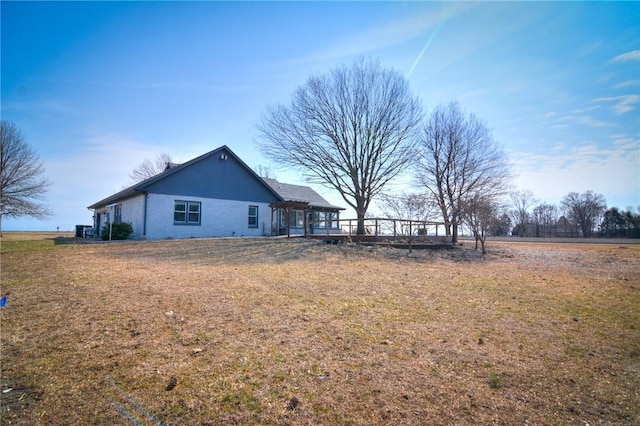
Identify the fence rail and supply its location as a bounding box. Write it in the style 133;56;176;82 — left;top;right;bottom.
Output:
307;217;449;238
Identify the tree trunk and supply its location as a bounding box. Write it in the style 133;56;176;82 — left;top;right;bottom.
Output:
356;210;366;235
438;204;452;236
451;222;458;243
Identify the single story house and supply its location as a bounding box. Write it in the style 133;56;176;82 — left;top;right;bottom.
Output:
87;146;344;240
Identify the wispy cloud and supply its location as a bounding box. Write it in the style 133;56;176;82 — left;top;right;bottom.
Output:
25;77;250;93
613;79;640;89
577;41;603;57
298;3;474;67
48;133;165;197
576;115;615;127
1;99;83;118
612;50;640;62
593;94;639;114
300;13;441;64
509;138;639;205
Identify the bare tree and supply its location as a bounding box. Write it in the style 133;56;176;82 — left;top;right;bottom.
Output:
377;191;437;252
532;202;558;225
257;58;422;234
254;164;275;179
509;190;537;227
464;193;499;254
0;120;52;232
561;191;606;237
414;102;511;243
129;152;173;182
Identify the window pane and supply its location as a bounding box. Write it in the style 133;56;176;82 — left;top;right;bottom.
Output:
248;205;258;228
188;202;200;223
174;201;186;223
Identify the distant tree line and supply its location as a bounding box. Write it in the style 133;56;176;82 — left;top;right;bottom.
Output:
508;189;639;239
597;207;639;238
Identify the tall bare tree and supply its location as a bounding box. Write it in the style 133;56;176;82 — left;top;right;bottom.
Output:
509;190;537;227
532;202;559;225
561;191;606;237
257;58;422;234
0;120;52;232
414;102;511;243
129;152;173;182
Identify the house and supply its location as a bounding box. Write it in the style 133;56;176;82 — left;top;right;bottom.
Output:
262;178;344;236
87;146;344;240
513;216;579;238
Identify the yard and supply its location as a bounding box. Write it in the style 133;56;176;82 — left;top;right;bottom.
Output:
1;234;639;425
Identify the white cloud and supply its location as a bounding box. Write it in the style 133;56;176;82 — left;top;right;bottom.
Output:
297;2;475;66
573;105;601;115
577;41;603;57
612;50;640;62
301;15;438;64
593;94;639;114
510;139;639;207
576;115;615;127
613;79;640;89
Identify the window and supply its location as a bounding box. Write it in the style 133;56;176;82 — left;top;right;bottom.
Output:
311;211;326;228
248;205;258;228
174;200;201;225
326;212;338;229
114;204;122;224
289;210;304;228
310;211;338;229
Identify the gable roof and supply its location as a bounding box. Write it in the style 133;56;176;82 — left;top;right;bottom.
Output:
87;146;345;212
262;178;344;210
88;145;283;210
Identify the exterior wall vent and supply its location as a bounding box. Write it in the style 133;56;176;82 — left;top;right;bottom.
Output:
220;154;228;160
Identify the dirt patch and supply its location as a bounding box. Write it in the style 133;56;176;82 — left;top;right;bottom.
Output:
1;237;639;425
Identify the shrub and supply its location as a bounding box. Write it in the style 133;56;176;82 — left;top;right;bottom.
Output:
101;222;133;240
487;373;504;389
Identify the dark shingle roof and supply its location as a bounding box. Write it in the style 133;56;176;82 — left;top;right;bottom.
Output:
262;178;344;210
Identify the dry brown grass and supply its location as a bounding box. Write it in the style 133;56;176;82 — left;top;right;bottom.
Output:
1;235;639;425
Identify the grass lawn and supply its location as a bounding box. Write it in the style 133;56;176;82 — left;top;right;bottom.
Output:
1;235;639;425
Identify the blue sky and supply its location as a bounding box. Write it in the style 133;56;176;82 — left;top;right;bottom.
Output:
2;1;638;231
